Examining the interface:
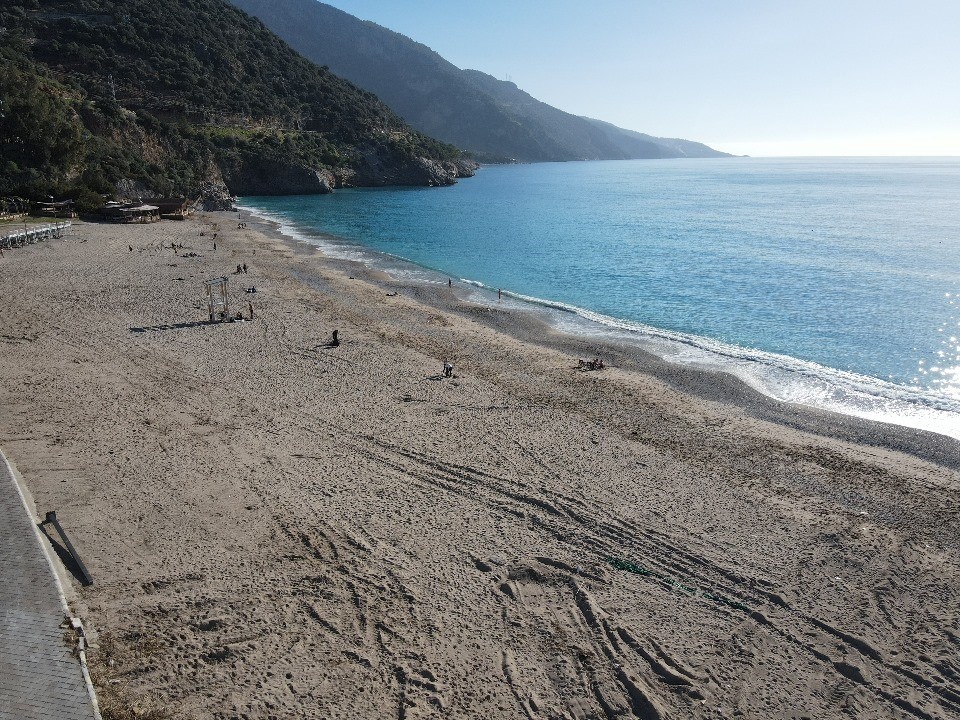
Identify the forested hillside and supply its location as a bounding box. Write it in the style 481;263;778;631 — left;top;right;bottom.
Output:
230;0;731;163
0;0;473;209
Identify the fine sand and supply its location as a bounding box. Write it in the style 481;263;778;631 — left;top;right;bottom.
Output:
1;214;958;720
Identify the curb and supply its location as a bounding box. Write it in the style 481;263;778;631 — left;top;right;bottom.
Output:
1;448;103;720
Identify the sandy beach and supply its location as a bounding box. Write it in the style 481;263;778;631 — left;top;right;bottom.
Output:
1;214;958;720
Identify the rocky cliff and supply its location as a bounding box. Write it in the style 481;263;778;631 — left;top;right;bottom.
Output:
219;149;474;196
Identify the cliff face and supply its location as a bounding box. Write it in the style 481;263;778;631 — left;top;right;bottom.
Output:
230;0;731;162
340;155;475;189
0;0;473;206
219;156;338;196
220;151;474;196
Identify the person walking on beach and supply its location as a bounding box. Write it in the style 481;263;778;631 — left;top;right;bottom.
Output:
498;288;502;302
443;359;453;378
242;263;248;274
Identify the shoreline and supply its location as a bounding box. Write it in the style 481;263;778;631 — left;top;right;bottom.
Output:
242;206;960;470
1;212;957;719
234;156;960;449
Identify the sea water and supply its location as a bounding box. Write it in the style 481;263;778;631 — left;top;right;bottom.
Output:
240;157;960;440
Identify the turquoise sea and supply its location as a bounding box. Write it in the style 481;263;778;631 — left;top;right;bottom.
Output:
241;157;960;439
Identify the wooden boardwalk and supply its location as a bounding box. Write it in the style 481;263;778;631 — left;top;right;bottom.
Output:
0;450;99;720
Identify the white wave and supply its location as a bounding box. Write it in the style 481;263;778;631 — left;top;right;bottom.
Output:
413;279;960;439
236;203;373;263
238;202;457;284
530;295;960;440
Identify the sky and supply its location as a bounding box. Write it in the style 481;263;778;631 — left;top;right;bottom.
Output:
319;0;960;157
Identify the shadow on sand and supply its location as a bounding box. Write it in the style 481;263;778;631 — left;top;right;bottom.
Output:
130;320;215;333
38;523;91;586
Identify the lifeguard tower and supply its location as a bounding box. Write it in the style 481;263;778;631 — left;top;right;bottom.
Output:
204;276;229;322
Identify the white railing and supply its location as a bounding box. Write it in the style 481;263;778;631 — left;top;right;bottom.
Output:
0;222;72;249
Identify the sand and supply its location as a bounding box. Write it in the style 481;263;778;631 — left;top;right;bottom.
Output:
1;214;958;720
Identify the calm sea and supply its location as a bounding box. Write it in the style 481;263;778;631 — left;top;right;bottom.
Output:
240;157;960;439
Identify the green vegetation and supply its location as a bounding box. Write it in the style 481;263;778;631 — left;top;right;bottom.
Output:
0;0;467;206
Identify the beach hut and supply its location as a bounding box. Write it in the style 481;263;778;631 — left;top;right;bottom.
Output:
100;201;161;223
146;197;192;220
33;200;76;218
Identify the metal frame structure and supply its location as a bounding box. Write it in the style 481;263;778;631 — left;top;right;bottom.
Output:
204;276;229;322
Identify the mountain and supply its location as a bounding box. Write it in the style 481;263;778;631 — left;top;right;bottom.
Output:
231;0;559;162
0;0;474;209
229;0;731;162
579;117;731;159
458;70;666;160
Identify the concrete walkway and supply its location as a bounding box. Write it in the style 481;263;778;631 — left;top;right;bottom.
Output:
0;451;99;720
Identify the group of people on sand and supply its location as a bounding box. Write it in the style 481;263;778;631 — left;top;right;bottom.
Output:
235;263;248;274
578;357;605;371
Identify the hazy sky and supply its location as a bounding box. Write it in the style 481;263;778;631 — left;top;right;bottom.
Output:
320;0;959;156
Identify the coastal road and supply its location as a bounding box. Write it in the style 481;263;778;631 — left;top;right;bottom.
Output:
0;450;99;720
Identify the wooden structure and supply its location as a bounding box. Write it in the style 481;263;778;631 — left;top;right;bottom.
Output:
0;222;71;249
204;276;229;322
146;197;192;220
100;201;160;223
33;200;77;218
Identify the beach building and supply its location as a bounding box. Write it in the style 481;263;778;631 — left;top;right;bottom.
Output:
146;197;193;220
100;201;161;223
33;199;77;218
